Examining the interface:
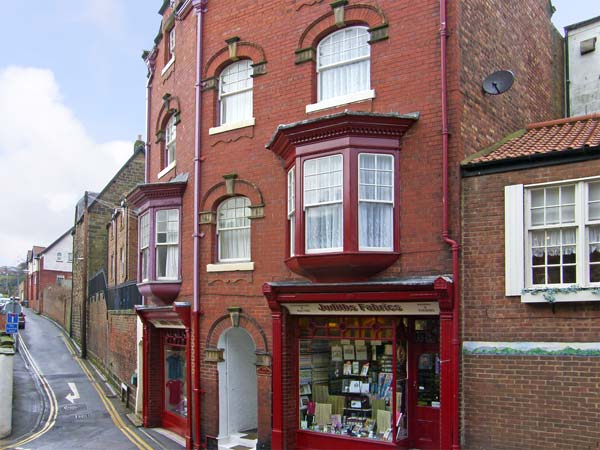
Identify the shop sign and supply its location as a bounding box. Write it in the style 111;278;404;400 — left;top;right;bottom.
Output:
282;301;439;315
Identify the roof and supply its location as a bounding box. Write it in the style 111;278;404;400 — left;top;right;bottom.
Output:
32;246;46;257
462;114;600;169
39;227;74;256
565;15;600;32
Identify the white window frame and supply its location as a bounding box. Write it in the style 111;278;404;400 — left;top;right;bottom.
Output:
316;26;371;103
358;153;394;251
218;60;253;127
155;208;180;280
56;252;63;262
506;176;600;303
140;213;150;282
288;167;296;257
68;252;73;263
303;154;344;254
217;197;251;263
165;115;177;167
169;27;176;60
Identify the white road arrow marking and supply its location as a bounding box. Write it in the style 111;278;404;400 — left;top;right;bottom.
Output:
66;382;80;404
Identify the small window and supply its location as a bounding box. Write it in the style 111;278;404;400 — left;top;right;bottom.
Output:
168;28;176;61
288;168;296;257
68;252;73;263
57;275;65;286
165;115;177;166
56;252;63;262
359;154;394;251
156;209;180;280
219;60;253;126
120;247;125;278
317;26;370;102
140;213;150;281
217;197;251;262
304;155;343;253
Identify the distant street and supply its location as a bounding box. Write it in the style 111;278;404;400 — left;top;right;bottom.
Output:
1;309;147;450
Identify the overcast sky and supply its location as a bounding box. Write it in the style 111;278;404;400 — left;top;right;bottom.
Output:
0;0;598;267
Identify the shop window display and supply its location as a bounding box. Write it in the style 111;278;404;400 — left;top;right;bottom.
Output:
297;317;410;442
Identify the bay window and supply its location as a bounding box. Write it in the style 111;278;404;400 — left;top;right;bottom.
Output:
140;213;150;281
270;112;417;282
156;209;179;279
359;154;394;251
304;155;343;253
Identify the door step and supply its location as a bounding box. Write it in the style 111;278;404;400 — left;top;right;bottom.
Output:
217;430;258;450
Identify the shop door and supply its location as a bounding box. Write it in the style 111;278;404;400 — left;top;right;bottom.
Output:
162;330;188;436
410;343;440;449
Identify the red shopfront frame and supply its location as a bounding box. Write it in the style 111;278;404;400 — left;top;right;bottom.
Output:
161;329;188;436
263;277;456;450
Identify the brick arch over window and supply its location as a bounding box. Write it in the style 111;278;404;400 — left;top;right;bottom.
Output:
205;312;269;355
297;3;388;57
154;94;181;142
199;176;265;223
202;39;267;85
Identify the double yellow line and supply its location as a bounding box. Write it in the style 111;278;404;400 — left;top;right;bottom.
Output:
9;333;58;448
61;336;153;450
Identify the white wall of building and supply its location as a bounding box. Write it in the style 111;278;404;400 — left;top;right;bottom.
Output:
567;18;600;116
41;233;73;272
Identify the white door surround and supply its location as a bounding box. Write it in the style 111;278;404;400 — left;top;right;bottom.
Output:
217;327;258;444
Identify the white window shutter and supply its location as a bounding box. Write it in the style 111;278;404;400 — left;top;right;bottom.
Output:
505;184;524;296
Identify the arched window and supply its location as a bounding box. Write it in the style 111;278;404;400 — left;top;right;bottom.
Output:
219;60;253;126
317;26;370;102
217;197;251;262
165;114;177;167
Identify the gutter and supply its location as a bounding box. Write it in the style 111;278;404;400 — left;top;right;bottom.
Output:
191;1;207;449
439;1;461;448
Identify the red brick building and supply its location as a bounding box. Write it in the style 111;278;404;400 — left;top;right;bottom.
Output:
131;1;563;449
461;115;600;449
25;228;73;314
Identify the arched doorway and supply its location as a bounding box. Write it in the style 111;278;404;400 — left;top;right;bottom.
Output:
218;327;258;442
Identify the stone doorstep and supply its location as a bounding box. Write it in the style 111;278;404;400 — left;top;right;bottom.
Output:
126;412;143;427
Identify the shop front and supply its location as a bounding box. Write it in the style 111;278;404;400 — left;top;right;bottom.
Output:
136;303;192;443
264;277;456;450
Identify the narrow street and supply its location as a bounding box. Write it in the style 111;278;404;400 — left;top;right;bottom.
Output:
0;309;155;450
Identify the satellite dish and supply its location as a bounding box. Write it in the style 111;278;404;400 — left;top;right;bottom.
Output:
482;70;515;95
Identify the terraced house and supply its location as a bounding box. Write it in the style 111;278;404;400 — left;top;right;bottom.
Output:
130;0;565;449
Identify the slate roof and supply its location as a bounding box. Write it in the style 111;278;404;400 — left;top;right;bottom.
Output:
462;114;600;167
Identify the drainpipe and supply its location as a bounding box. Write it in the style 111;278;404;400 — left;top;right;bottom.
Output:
145;53;157;183
81;191;89;359
191;1;207;448
439;1;460;449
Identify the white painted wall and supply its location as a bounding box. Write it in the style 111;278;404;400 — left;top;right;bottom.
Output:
0;350;14;438
42;233;73;272
567;19;600;116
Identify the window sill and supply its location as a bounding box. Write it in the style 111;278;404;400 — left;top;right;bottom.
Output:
209;118;255;135
161;57;175;76
206;262;254;273
158;160;176;179
305;89;375;114
521;287;600;303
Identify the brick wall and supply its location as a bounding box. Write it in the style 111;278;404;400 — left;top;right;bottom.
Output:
108;310;137;389
43;284;70;329
458;0;564;158
463;355;600;450
462;160;600;449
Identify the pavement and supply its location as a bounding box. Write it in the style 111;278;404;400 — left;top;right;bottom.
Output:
0;310;185;450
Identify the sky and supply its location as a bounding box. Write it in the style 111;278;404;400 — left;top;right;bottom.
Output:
0;0;599;267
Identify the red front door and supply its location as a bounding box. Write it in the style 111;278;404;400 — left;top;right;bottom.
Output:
409;319;440;449
161;330;188;436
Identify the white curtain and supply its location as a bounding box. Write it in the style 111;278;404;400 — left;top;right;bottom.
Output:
306;204;342;251
220;228;250;261
220;60;253;125
531;228;576;258
318;27;370;101
359;203;392;249
165;245;178;278
589;225;600;253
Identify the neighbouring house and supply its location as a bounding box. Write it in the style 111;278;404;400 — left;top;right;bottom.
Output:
566;16;600;117
130;1;563;449
70;142;145;396
25;228;73;315
461;114;600;449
